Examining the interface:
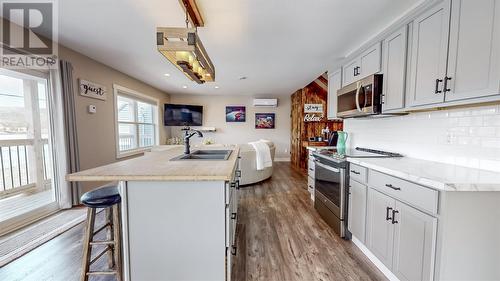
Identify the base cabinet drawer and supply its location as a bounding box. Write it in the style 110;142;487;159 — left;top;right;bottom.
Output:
369;170;438;214
308;160;315;177
366;188;437;281
307;176;314;192
350;163;368;184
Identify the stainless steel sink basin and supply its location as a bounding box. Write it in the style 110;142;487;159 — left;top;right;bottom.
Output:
190;150;232;155
170;150;232;161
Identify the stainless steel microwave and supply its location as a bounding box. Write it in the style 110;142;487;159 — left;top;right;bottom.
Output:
337;74;383;118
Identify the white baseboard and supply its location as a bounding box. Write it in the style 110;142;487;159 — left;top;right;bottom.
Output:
351;236;400;281
274;157;290;162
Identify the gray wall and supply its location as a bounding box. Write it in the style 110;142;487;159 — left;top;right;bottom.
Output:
168;94;291;160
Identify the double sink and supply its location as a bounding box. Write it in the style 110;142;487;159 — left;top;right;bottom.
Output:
171;150;232;161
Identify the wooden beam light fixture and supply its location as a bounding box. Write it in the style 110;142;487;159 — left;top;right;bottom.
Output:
156;0;214;84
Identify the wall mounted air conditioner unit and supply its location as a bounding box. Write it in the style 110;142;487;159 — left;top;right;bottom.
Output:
253;98;278;107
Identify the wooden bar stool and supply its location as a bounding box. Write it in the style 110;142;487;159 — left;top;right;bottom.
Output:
80;184;122;281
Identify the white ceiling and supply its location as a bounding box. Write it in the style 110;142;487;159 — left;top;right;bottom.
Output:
58;0;422;96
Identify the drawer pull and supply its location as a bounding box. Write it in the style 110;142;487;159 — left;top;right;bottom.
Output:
385;184;401;191
231;212;237;220
386;207;393;221
236;180;240;190
309;168;314;171
308;185;313;188
391;210;399;224
351;170;361;175
231;246;237;256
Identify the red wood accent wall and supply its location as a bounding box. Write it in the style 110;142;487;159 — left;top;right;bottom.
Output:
290;75;343;172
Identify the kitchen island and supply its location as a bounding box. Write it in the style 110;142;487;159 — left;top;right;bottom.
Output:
67;146;241;281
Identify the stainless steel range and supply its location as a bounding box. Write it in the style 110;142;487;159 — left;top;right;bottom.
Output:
312;147;403;239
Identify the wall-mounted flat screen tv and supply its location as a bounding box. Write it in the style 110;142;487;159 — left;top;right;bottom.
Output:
164;104;203;126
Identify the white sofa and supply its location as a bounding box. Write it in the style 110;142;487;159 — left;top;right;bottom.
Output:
238;142;275;186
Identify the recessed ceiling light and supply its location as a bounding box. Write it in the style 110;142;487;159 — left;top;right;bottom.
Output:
164;73;170;77
182;85;188;89
214;86;220;89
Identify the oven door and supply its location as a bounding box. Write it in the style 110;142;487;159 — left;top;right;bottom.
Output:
314;160;345;220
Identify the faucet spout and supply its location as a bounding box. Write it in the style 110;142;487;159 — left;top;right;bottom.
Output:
182;127;204;155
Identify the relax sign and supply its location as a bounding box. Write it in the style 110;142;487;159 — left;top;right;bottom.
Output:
304;103;323;122
79;79;107;100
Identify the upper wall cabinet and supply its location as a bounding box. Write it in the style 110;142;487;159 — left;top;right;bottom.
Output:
342;42;382;86
327;69;342;120
407;0;500;108
445;0;500;102
407;0;450;107
382;25;408;112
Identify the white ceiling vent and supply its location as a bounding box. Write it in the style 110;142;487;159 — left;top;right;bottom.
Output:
253;98;278;107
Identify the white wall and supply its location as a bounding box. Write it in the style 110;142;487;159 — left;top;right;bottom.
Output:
168;94;291;160
344;104;500;172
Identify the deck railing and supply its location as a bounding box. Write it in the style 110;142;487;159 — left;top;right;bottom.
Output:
119;135;154;151
0;138;51;196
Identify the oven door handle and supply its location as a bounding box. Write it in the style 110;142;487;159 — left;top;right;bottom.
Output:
314;161;340;173
355;81;363;112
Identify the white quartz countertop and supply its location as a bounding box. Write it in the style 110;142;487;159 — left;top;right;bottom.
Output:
66;146;240;182
348;157;500;192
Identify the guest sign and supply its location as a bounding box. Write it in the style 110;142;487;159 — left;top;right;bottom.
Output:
304;103;323;122
79;79;107;100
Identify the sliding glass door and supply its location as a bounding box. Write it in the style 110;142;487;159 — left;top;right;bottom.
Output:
0;69;58;234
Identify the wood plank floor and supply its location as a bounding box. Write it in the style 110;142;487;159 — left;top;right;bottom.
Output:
0;162;386;281
232;162;386;281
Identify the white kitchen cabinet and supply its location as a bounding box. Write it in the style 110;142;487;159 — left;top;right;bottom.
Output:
407;0;450;107
342;42;382;86
359;42;382;79
392;201;437;281
366;188;395;269
327;69;342;120
348;179;367;243
444;0;500;102
342;59;358;86
382;25;408;112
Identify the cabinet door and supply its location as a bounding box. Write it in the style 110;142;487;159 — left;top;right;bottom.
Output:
342;58;358;86
348;180;367;243
445;0;500;102
327;69;342;120
366;188;395;269
392;201;437;281
407;0;451;107
359;42;382;79
382;26;408;112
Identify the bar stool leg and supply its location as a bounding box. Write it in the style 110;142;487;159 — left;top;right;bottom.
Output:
80;208;96;281
106;207;115;269
112;203;123;281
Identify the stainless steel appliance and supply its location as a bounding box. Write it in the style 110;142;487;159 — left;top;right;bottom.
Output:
337;74;383;118
313;147;403;239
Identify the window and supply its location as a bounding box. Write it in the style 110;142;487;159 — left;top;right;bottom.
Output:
114;85;158;157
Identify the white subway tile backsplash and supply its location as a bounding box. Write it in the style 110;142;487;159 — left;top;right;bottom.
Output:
345;104;500;172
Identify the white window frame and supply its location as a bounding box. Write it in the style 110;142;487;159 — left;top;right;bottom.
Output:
113;84;159;158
